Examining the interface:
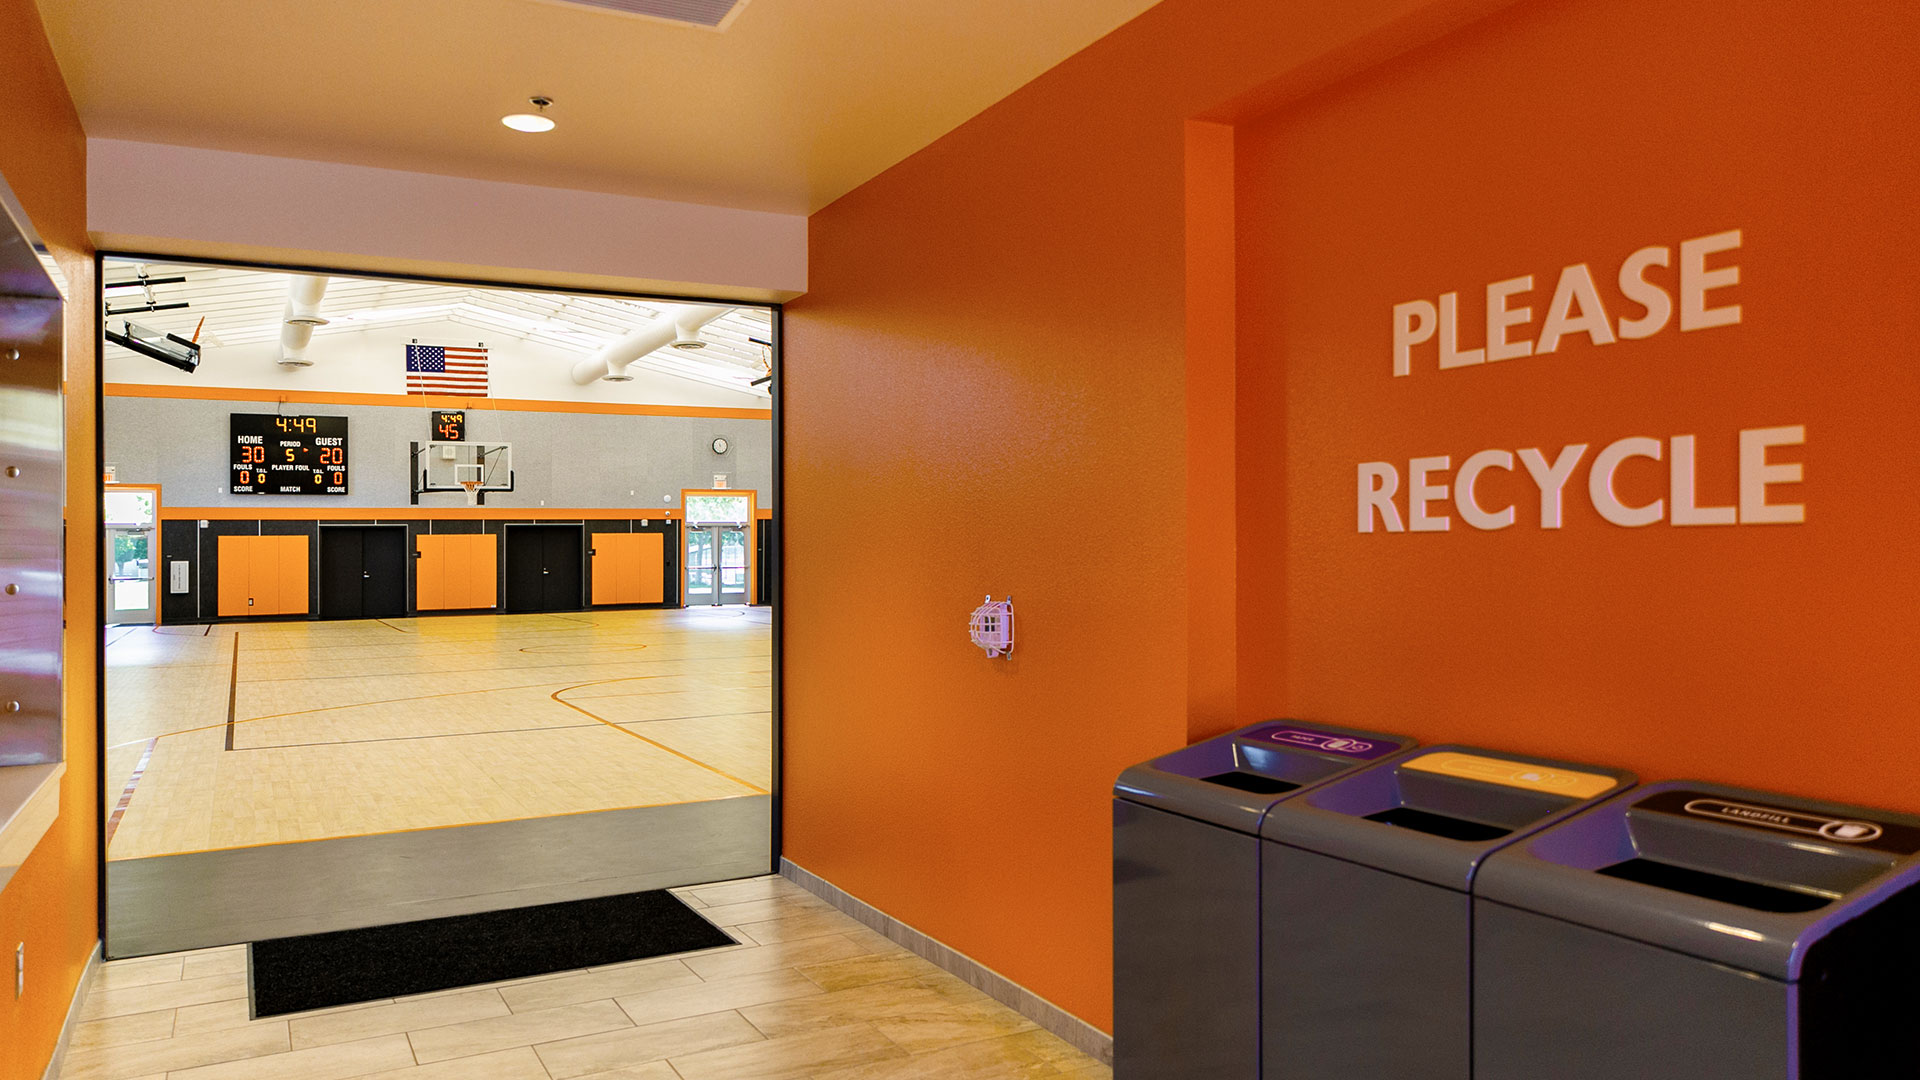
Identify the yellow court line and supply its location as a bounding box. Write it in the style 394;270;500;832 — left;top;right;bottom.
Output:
550;678;770;796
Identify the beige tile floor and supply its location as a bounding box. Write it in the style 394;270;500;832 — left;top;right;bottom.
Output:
64;875;1111;1080
105;609;774;861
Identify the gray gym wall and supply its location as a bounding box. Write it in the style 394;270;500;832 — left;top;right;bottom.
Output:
104;396;774;510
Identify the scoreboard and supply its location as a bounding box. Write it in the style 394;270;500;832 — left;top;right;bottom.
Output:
231;413;349;495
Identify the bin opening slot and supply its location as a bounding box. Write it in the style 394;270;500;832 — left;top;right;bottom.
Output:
1364;806;1511;842
1202;771;1301;796
1598;858;1835;914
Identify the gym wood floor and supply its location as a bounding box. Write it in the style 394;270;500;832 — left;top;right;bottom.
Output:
104;608;773;862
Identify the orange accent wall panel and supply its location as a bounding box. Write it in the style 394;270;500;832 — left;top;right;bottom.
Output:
216;536;251;617
245;538;279;616
464;534;499;610
416;534;497;611
631;532;664;604
591;533;665;605
415;535;449;610
278;535;310;615
591;532;627;605
1233;0;1920;813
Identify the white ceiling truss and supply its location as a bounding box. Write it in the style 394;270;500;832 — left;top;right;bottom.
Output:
101;259;775;397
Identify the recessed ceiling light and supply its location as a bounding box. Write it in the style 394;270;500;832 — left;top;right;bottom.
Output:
502;96;556;133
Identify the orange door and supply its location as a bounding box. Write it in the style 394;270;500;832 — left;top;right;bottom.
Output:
246;536;280;616
591;533;628;605
415;535;449;610
278;535;310;615
217;536;251;617
632;532;664;604
466;534;499;610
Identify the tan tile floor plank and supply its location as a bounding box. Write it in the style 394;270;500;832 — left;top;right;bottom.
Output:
408;999;634;1064
613;967;827;1027
683;874;813;908
355;1046;552;1080
61;1021;290;1080
697;893;834;928
79;972;249;1022
182;949;249;979
811;1028;1091;1080
534;1011;767;1078
89;955;184;991
288;988;511;1049
166;1032;416;1080
566;1063;681;1080
741;974;1039;1054
735;907;871;946
174;996;395;1038
667;1022;908;1080
798;950;947;992
497;958;701;1014
681;933;876;981
67;1008;177;1052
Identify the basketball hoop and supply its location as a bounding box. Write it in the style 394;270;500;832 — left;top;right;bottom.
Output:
460;478;483;506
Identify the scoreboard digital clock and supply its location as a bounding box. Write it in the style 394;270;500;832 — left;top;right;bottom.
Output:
231;413;349;495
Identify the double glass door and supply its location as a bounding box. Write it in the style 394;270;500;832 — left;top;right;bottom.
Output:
686;525;748;606
107;526;156;625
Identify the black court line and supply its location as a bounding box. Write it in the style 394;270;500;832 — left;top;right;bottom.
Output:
223;634;240;752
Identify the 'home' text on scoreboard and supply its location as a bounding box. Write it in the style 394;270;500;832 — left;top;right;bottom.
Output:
231;413;349;495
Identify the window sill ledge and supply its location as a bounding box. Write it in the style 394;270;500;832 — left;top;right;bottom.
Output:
0;762;65;896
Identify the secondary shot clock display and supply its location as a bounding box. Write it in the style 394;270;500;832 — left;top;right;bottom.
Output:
231;413;349;495
433;410;466;442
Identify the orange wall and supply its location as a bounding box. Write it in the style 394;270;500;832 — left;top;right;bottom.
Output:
1236;0;1920;811
0;0;98;1075
785;0;1524;1032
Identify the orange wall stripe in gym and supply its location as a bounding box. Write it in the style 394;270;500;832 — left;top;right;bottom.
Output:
102;382;773;420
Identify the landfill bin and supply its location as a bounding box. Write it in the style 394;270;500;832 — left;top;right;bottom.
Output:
1260;746;1634;1079
1474;780;1920;1080
1113;722;1415;1080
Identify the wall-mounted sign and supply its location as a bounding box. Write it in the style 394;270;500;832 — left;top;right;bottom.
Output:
231;413;349;495
1357;229;1807;536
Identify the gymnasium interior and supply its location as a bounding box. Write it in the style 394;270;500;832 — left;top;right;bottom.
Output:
2;1;1915;1079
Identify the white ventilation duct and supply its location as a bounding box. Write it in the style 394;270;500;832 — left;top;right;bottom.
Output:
572;305;730;384
277;275;330;366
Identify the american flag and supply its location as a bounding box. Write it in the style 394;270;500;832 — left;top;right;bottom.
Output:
405;344;489;396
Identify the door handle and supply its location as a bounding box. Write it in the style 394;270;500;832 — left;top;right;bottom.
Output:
542;568;549;575
363;572;371;579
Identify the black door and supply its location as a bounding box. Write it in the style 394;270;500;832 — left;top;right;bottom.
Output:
320;527;409;620
361;528;407;618
506;525;584;613
320;529;365;619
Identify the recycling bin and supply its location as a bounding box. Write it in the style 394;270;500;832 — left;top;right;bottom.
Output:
1260;746;1634;1079
1113;721;1415;1080
1474;780;1920;1080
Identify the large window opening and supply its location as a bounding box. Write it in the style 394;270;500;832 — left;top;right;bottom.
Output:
98;256;780;956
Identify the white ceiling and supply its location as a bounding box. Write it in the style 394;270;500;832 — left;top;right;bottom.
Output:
38;0;1164;214
102;259;775;395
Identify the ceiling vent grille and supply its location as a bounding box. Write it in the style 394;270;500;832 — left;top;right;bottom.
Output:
544;0;749;29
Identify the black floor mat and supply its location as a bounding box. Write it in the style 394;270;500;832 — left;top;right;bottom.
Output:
248;890;737;1017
